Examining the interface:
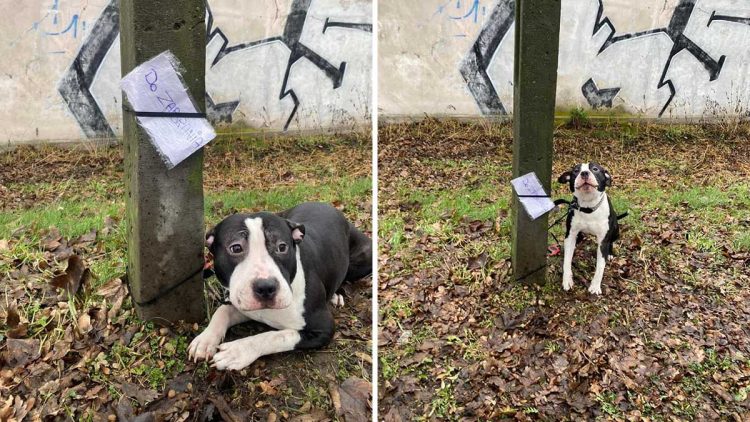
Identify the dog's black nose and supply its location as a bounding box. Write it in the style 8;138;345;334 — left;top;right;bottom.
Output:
253;278;278;300
580;170;590;178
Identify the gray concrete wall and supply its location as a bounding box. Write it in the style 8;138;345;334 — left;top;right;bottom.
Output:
380;0;750;120
0;0;372;145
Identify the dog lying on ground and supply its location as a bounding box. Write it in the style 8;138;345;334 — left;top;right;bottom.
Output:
557;162;622;295
188;202;372;370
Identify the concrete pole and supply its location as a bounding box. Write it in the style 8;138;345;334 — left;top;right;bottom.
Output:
120;0;206;323
511;0;561;285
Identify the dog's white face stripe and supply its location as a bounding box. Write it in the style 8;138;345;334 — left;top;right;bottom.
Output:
245;218;273;279
573;163;602;203
228;217;293;311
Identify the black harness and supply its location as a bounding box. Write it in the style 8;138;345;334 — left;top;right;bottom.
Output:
554;196;629;219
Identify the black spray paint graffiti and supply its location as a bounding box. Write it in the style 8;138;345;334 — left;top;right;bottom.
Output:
206;0;372;130
59;0;371;137
459;0;514;115
57;0;119;139
708;11;750;27
581;78;620;109
593;0;726;116
206;94;239;124
460;1;748;116
323;17;373;33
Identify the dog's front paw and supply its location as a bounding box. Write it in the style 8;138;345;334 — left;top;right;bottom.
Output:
330;293;345;307
562;276;574;291
588;283;602;295
212;340;260;371
188;328;224;362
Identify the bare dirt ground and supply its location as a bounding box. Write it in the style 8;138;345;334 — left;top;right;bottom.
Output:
378;119;750;420
0;132;372;421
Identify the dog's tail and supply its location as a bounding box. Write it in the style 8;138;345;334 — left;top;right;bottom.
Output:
616;212;629;220
344;223;373;282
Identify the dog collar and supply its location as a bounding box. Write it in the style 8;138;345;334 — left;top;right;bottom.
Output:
571;194;605;214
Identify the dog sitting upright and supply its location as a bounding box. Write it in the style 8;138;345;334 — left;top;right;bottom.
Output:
557;162;621;295
188;202;372;370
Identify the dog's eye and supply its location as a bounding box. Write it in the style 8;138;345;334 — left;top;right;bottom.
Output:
229;244;243;254
277;243;288;254
592;167;600;172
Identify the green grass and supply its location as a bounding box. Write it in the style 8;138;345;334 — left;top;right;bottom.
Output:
1;177;371;238
595;391;621;417
381;298;414;326
205;176;371;221
0;198;123;240
427;366;460;420
445;329;485;362
404;184;506;224
733;231;750;252
379;214;406;249
566;107;592;129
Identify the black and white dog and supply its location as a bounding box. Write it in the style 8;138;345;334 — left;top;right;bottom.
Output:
557;162;622;295
188;202;372;370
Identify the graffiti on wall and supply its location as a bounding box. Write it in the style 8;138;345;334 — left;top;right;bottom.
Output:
56;0;372;138
206;0;371;131
593;0;727;116
57;0;119;139
32;0;88;42
458;0;513;115
458;0;750;117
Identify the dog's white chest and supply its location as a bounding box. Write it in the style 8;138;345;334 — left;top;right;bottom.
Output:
571;198;610;238
240;252;307;331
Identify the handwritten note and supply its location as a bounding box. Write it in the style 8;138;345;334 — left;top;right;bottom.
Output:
120;51;215;169
511;172;555;220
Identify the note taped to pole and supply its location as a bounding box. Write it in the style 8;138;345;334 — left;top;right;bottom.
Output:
511;172;555;220
120;51;215;169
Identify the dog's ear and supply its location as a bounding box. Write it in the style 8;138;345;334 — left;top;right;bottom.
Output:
287;220;305;244
205;226;216;251
557;171;572;184
603;167;612;187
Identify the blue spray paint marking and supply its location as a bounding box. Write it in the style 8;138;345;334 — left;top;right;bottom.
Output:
449;0;484;23
33;0;85;39
436;0;489;37
45;14;80;38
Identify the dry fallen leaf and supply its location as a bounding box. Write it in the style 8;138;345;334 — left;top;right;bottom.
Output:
289;410;329;422
209;396;242;422
5;306;20;327
258;381;278;396
107;286;127;320
467;252;488;271
7;324;28;339
4;338;41;368
337;377;371;422
50;255;88;297
98;277;123;297
77;313;92;335
329;383;343;416
119;382;158;406
72;229;97;245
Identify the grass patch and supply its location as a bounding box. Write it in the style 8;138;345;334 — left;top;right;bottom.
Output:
565;107;592;129
733;231;750;252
